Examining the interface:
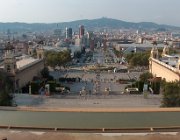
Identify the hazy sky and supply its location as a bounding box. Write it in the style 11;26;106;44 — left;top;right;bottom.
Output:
0;0;179;26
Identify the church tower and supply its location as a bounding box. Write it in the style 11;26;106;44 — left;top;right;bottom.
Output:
162;41;169;57
28;41;35;56
150;41;159;59
36;40;45;59
36;46;44;59
4;42;17;74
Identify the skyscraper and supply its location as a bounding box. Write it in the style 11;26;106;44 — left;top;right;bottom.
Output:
79;25;85;38
66;27;73;39
87;31;95;51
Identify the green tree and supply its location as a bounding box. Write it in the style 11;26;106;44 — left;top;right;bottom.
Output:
45;50;71;68
125;52;150;67
128;72;153;93
125;53;134;64
0;89;13;106
40;67;54;81
59;50;71;66
41;67;49;78
162;81;180;107
45;51;57;67
139;72;161;94
0;72;13;106
113;48;122;58
151;81;161;94
139;72;153;83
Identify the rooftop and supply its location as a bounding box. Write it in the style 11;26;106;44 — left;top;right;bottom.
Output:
0;55;42;71
16;56;41;70
161;54;180;67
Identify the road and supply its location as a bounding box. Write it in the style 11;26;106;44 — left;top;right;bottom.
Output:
50;45;143;94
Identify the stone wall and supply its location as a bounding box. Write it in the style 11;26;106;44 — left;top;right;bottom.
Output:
15;60;44;89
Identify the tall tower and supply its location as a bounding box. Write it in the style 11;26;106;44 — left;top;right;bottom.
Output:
90;37;95;51
28;41;35;56
149;41;159;74
66;27;73;39
54;24;61;39
162;41;169;57
36;47;44;59
150;41;159;59
4;42;17;74
87;31;95;51
79;25;84;38
69;27;73;39
36;41;44;59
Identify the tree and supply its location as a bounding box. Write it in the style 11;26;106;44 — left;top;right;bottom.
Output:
125;52;150;67
0;72;13;106
125;53;134;64
0;89;13;106
41;67;49;78
162;81;180;107
45;51;57;67
40;67;54;81
151;81;161;94
113;48;123;58
139;72;162;94
127;72;153;93
139;72;153;83
45;50;71;68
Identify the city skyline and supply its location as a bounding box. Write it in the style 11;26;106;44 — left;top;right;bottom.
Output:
0;0;180;26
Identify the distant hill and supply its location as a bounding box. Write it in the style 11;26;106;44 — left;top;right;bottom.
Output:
0;17;179;32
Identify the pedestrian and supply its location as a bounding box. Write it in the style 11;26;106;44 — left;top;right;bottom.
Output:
39;86;45;95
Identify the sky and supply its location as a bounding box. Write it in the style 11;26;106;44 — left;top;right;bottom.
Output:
0;0;179;26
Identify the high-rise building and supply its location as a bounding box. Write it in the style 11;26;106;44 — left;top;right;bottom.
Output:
79;25;85;38
53;24;62;39
54;29;61;38
66;27;73;39
87;32;95;51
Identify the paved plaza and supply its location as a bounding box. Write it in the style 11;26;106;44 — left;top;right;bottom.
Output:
50;70;143;93
15;47;161;108
14;93;161;108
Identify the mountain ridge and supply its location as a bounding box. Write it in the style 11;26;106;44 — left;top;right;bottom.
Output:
0;17;179;32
